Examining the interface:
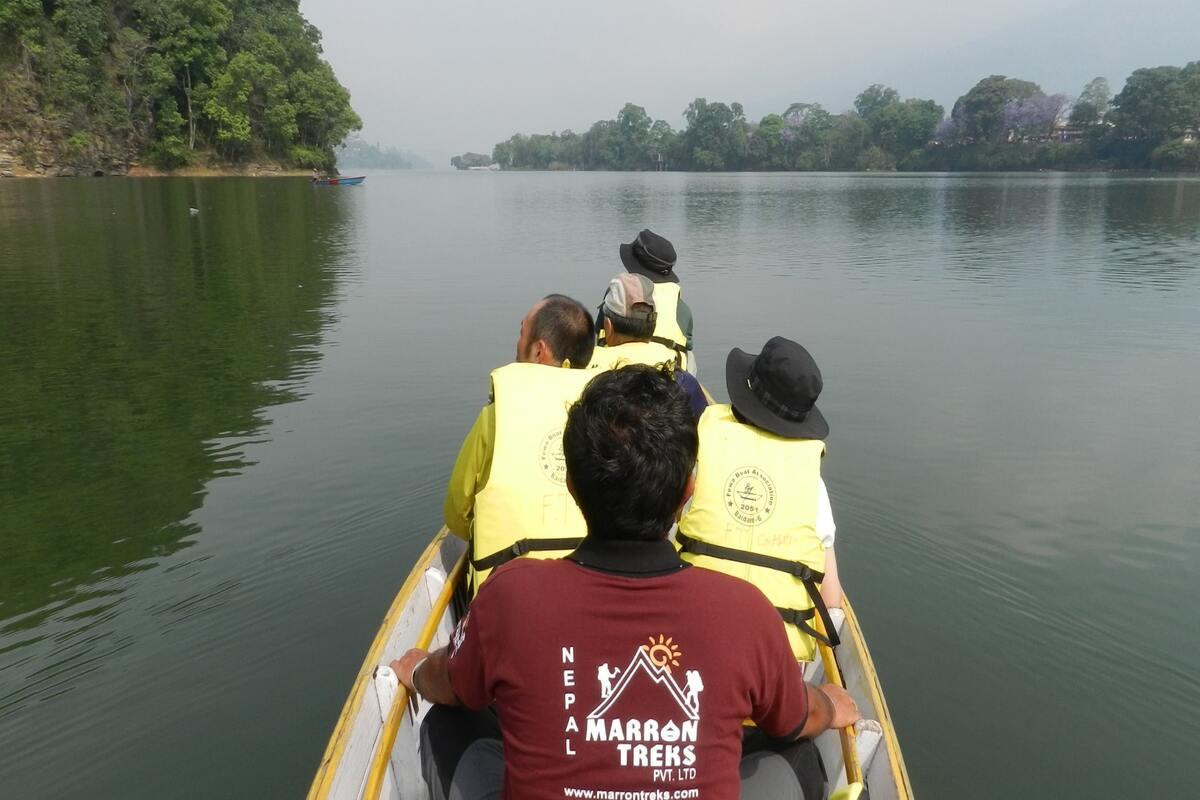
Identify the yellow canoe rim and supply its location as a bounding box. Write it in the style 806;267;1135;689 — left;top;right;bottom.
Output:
842;599;913;797
363;554;468;799
307;528;457;800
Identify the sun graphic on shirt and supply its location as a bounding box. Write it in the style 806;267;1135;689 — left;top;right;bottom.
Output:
642;634;683;673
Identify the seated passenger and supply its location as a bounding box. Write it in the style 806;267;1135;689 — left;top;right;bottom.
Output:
678;337;843;664
609;229;697;374
589;273;707;418
394;366;859;800
443;294;598;595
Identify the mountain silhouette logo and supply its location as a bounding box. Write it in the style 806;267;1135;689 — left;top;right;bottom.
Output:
588;644;704;721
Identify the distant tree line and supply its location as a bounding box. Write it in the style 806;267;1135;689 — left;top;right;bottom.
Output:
0;0;361;171
450;152;494;170
337;137;429;170
482;62;1200;173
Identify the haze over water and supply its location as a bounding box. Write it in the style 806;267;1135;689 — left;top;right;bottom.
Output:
1;172;1198;797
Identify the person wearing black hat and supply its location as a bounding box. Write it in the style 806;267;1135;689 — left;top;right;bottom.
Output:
676;336;842;665
612;229;697;374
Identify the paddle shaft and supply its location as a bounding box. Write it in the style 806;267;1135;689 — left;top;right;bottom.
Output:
813;611;864;786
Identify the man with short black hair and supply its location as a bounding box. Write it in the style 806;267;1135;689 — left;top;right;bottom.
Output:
399;366;859;800
444;293;598;595
523;293;595;369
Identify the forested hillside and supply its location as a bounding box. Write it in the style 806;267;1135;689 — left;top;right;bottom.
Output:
0;0;360;175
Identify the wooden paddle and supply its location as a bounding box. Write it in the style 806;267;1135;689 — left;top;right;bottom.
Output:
813;609;864;786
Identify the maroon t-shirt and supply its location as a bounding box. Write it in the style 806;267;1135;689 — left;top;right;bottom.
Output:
446;551;809;800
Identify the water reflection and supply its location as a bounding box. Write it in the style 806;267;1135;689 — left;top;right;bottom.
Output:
0;178;354;715
1101;180;1200;289
2;172;1199;798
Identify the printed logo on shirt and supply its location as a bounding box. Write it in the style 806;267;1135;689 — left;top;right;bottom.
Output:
723;466;776;526
449;612;470;658
539;428;568;485
561;634;703;788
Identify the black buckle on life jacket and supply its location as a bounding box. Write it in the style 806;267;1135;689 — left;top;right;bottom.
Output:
790;563;817;582
775;606;837;648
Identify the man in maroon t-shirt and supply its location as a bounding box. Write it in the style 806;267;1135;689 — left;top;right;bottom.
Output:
394;366;859;799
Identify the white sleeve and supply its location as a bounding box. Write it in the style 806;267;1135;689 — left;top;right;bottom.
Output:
816;477;836;549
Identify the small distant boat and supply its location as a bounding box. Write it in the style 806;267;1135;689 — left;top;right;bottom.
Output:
313;176;366;186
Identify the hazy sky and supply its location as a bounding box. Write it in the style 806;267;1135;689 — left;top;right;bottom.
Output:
301;0;1200;166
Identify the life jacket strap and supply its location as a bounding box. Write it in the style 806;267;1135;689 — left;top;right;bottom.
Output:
649;334;689;354
676;532;840;647
471;537;585;572
774;606;837;648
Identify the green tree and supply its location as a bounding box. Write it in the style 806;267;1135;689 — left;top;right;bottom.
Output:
749;113;787;169
1110;66;1192;139
140;0;233;151
855;145;892;171
289;62;360;158
827;113;870;170
0;0;359;170
869;98;943;162
1069;76;1110;126
681;98;748;170
648;119;676;167
950;75;1042;141
614;102;652;169
1150;136;1200;171
52;0;108;57
854;84;900;121
782;103;834;169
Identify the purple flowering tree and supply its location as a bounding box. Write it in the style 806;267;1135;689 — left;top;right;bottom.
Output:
1002;93;1070;139
934;117;960;142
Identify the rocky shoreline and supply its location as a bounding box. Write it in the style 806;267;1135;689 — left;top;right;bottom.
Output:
0;135;308;179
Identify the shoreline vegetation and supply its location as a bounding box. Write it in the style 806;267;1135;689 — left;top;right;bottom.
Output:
0;0;361;178
454;65;1200;174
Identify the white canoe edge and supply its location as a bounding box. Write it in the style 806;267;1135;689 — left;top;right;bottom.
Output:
308;529;913;799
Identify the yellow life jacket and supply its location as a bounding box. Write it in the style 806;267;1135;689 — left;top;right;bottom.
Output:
648;282;692;371
588;340;679;371
470;362;595;594
677;404;833;661
649;282;687;349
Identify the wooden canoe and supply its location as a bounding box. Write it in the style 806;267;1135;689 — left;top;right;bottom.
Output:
307;528;913;799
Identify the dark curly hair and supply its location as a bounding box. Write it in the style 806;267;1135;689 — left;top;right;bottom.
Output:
563;365;699;541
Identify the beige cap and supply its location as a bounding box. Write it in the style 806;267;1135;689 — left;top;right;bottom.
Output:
602;273;656;320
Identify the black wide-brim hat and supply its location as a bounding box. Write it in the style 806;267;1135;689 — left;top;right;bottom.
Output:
726;337;829;440
619;229;679;284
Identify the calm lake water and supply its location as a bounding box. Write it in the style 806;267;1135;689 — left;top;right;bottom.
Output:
1;172;1198;798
